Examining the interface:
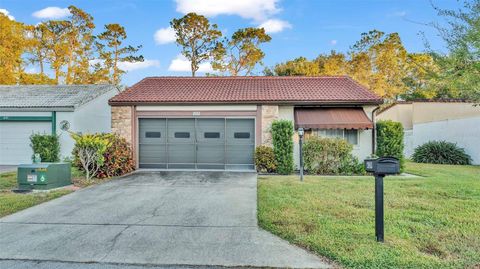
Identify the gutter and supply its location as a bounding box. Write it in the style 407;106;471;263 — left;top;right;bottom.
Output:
371;106;381;156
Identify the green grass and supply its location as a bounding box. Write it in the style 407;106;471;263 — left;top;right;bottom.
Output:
0;170;74;218
258;162;480;269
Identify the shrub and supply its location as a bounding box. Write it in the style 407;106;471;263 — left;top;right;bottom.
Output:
376;120;405;170
271;120;294;175
303;136;364;175
72;133;135;180
96;134;135;179
71;133;110;180
255;145;277;173
412;141;471;165
30;134;60;162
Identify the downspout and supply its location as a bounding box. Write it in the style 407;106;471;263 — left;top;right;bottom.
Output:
51;111;57;135
371;106;380;156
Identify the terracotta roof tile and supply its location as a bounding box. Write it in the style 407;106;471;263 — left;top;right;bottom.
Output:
109;76;382;105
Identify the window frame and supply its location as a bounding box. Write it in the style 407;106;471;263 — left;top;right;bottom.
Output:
313;128;359;146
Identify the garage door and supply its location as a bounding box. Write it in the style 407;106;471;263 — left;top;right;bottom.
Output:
138;118;255;170
0;122;51;165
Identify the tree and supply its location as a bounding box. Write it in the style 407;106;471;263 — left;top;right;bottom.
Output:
43;20;70;83
270;57;320;76
316;51;348;75
96;23;144;84
0;12;27;84
426;0;480;101
171;13;222;76
212;27;271;76
26;23;50;75
65;6;95;84
352;30;409;98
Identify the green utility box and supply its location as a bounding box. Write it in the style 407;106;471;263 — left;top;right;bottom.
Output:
17;163;71;190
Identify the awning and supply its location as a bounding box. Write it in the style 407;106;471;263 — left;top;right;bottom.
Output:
294;107;373;129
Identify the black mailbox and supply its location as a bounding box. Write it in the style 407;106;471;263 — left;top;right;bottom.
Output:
364;157;400;175
364;156;400;243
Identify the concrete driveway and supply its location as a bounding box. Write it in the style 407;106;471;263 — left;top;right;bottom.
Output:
0;171;331;268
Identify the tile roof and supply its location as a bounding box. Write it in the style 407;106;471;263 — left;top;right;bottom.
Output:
109;76;383;105
0;84;119;110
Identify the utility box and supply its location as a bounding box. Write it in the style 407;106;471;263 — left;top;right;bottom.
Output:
364;157;400;175
17;163;71;190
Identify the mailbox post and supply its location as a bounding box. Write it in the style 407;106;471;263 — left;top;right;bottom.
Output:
364;157;400;242
298;128;304;182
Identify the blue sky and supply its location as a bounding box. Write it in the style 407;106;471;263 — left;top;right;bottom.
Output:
0;0;458;86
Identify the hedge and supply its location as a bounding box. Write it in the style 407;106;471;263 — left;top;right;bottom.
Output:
271;120;294;175
376;120;405;170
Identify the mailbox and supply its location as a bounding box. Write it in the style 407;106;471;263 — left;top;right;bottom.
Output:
364;156;400;242
364;157;400;175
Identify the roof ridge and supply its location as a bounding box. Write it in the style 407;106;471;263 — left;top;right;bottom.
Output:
141;75;351;80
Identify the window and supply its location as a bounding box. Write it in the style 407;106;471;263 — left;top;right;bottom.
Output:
314;129;358;145
145;132;161;138
204;132;220;139
234;132;250;139
174;132;190;138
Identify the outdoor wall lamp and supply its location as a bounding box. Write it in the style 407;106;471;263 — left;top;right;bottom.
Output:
298;128;304;182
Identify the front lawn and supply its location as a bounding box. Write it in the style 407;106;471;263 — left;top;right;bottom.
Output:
258;162;480;268
0;170;73;218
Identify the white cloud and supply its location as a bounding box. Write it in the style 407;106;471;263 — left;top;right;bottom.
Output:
154;27;176;45
168;54;213;73
0;8;15;20
89;59;160;71
175;0;280;21
330;40;337;45
258;19;292;33
33;7;70;19
390;10;407;17
118;59;160;71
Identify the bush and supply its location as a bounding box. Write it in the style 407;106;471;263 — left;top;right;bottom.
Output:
71;133;110;180
30;134;60;162
303;136;364;175
255;146;277;173
72;133;135;180
376;120;405;170
96;134;135;179
271;120;294;175
412;141;471;165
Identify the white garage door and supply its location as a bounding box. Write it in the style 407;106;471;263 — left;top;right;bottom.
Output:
0;122;51;165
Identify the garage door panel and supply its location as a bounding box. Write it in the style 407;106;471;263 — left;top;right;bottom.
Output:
167;119;195;144
197;144;224;164
168;144;195;164
0;121;51;165
139;118;166;144
138;145;166;164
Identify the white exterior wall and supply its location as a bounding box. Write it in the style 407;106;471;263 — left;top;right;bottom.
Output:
56;89;118;160
411;116;480;164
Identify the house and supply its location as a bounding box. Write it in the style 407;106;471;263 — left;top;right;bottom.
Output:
376;100;480;164
109;76;383;170
0;85;120;165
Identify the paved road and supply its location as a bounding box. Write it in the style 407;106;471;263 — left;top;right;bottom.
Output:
0;165;16;173
0;171;332;268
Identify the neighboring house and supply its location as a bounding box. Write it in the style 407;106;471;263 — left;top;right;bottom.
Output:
109;76;382;170
0;85;120;165
377;100;480;164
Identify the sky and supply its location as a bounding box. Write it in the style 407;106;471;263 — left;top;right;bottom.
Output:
0;0;459;86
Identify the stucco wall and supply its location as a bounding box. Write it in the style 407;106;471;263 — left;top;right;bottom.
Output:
376;103;413;130
411;116;480;164
260;105;279;146
412;102;480;124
